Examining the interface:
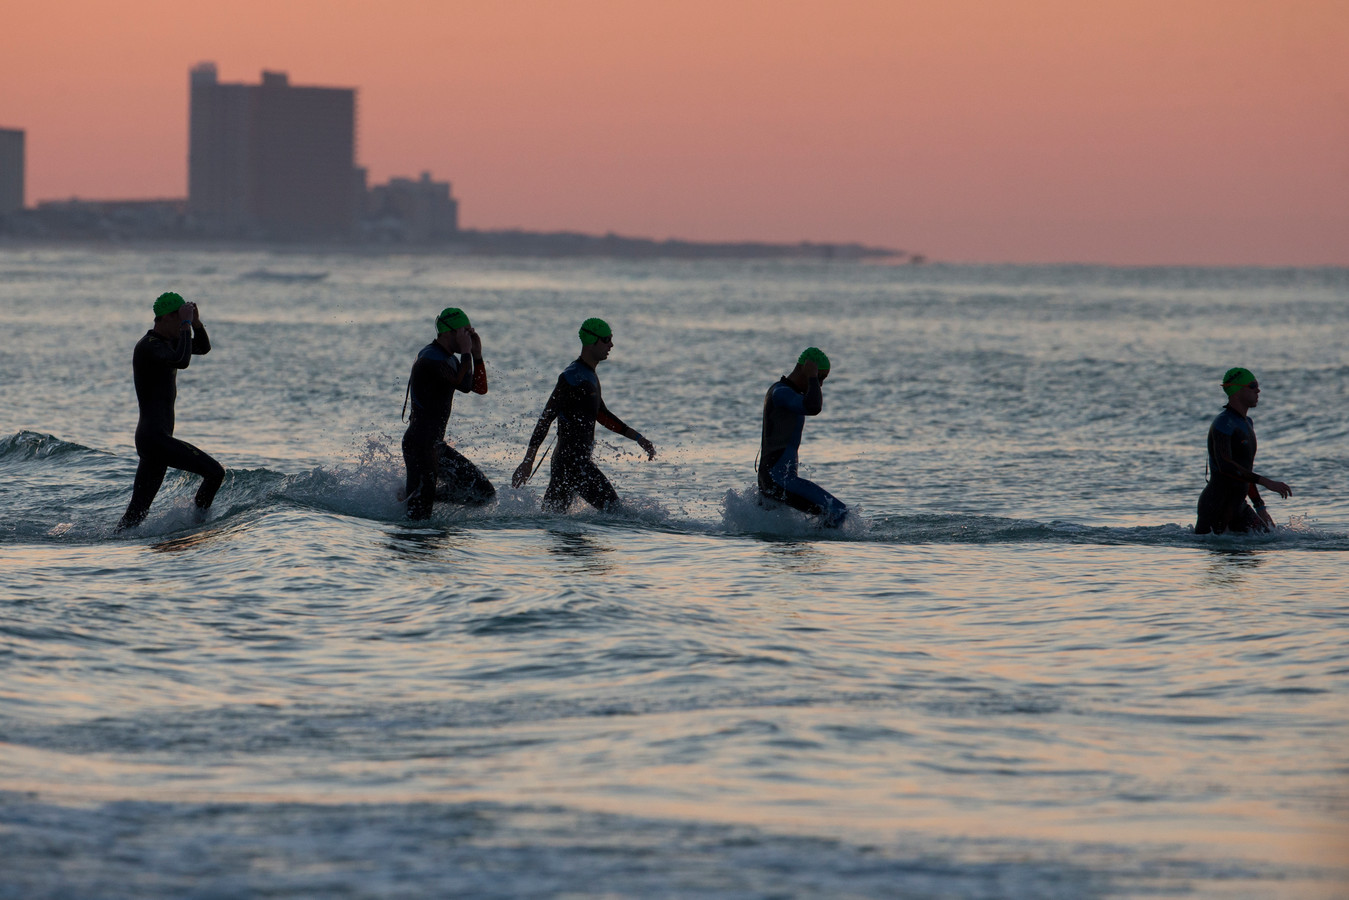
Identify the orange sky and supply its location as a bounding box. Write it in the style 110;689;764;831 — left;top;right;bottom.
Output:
3;0;1346;264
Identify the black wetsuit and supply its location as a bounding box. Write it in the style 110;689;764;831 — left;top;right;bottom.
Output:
118;324;224;528
757;376;847;526
525;359;638;512
1195;405;1266;534
402;342;493;519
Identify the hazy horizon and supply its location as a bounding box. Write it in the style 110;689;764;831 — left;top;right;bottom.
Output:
3;0;1346;266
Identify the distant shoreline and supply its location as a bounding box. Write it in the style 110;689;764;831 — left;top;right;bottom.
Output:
0;227;906;262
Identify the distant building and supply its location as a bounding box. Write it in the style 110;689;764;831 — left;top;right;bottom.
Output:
366;172;459;241
188;65;252;230
30;198;186;237
188;63;360;237
0;128;24;215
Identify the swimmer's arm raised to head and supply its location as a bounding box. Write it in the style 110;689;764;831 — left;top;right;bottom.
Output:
772;380;822;416
187;303;209;354
804;376;822;415
145;328;196;369
451;353;478;394
190;322;210;356
471;355;487;394
469;329;485;395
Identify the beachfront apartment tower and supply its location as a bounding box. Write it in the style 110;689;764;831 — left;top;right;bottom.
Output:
0;128;25;215
188;64;360;237
367;172;460;241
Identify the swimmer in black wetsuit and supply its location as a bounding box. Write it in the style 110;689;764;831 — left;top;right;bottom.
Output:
1194;366;1292;535
758;347;848;527
402;307;494;519
117;292;225;529
511;317;656;512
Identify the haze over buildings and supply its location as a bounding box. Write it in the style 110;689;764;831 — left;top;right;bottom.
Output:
185;63;462;241
3;66;871;257
4;2;1346;264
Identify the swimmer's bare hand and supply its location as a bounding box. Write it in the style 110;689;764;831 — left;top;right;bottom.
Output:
1257;507;1276;529
801;360;819;379
190;302;201;324
469;328;482;357
636;435;656;460
1261;478;1292;499
511;458;534;488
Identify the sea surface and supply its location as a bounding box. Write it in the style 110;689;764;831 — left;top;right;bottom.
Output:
1;247;1347;898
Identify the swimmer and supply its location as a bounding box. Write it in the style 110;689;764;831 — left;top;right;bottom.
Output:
757;347;848;527
117;292;225;529
402;307;494;519
1194;366;1292;535
511;317;656;512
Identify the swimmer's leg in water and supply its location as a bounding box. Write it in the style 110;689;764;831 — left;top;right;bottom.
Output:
762;473;848;527
119;458;169;529
403;439;438;520
434;442;496;506
542;458;618;513
1195;485;1267;535
118;436;224;529
540;465;577;513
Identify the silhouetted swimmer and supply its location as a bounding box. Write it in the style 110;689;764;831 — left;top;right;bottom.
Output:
117;292;225;529
512;317;656;512
1194;367;1292;535
757;347;847;527
402;307;494;519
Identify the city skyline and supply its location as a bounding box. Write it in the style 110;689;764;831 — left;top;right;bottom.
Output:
2;0;1347;265
189;65;360;237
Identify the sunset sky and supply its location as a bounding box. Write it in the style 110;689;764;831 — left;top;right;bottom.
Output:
3;0;1346;264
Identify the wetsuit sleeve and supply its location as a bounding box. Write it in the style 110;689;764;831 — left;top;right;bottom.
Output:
191;324;211;356
1209;428;1260;483
471;358;488;395
525;378;563;452
144;329;196;370
596;397;633;437
771;379;823;416
453;354;476;393
803;377;822;415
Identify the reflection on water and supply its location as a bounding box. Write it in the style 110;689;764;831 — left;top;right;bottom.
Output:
761;541;826;573
149;517;248;554
1200;547;1264;587
383;524;460;561
546;527;615;575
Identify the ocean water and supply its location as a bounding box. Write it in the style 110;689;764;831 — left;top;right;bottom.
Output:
1;247;1347;898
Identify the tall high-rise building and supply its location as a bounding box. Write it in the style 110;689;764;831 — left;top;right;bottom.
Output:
188;65;252;230
0;128;24;215
188;64;359;237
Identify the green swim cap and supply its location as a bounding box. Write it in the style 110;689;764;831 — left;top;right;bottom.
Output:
579;317;612;345
798;347;831;371
1222;367;1255;396
436;307;470;333
153;291;185;317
